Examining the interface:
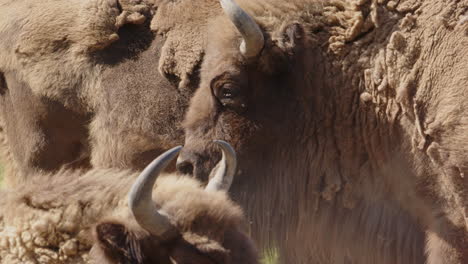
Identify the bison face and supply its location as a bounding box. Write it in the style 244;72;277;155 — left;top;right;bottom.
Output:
91;142;258;264
179;0;309;183
91;221;232;264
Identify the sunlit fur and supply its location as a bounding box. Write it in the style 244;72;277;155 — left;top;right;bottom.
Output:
0;169;258;263
182;0;468;263
0;0;211;186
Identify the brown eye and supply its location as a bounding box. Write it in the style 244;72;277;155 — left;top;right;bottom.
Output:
220;83;239;100
214;82;246;111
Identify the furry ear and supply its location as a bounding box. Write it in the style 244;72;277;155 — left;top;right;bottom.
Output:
94;221;144;263
278;23;304;55
260;22;305;73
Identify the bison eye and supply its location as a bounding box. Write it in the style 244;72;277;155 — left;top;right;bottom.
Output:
210;73;248;112
215;82;246;111
220;83;239;99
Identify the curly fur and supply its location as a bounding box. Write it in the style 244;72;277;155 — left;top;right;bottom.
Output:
0;0;466;263
0;169;257;263
181;0;468;263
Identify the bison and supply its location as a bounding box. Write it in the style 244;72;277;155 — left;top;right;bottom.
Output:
0;141;258;264
1;0;467;263
0;0;218;186
177;0;468;263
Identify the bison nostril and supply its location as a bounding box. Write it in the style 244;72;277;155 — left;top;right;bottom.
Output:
176;160;194;175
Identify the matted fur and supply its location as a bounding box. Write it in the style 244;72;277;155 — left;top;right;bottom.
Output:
0;0;466;263
181;0;468;263
0;169;257;263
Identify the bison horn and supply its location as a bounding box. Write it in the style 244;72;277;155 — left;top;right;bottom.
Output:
219;0;264;58
128;146;182;240
205;140;237;192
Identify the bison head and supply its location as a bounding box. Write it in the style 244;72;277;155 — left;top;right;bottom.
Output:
178;0;313;183
176;0;347;258
90;141;258;264
178;1;468;263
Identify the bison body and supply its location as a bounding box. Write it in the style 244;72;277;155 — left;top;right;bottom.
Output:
179;0;468;263
1;0;467;263
0;143;257;264
0;0;213;186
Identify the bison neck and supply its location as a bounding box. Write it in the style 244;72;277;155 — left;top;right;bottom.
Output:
230;104;429;263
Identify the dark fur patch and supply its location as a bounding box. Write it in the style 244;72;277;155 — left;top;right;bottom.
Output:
0;72;7;95
95;222;145;264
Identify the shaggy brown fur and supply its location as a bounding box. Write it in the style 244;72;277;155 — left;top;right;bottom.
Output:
0;0;215;185
89;0;222;171
0;169;258;264
1;0;466;263
180;0;468;263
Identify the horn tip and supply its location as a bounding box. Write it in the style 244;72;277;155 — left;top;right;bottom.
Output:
213;139;228;145
171;145;184;152
213;140;235;152
213;140;237;163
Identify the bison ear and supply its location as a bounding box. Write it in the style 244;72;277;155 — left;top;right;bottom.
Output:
278;23;304;55
95;222;128;250
94;222;144;263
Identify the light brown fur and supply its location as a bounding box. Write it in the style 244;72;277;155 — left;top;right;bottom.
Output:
0;169;257;263
0;0;213;186
1;0;466;263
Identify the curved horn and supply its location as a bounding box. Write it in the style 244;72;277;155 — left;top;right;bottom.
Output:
205;140;237;192
219;0;264;58
128;146;182;240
